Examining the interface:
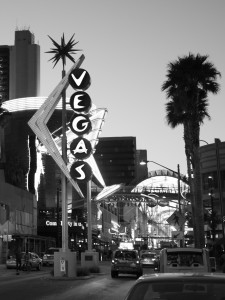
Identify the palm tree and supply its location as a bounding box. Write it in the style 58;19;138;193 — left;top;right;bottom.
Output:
162;53;221;248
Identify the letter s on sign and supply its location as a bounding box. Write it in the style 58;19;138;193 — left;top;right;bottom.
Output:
70;161;92;182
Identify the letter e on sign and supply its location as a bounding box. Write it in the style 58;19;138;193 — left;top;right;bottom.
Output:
70;91;92;114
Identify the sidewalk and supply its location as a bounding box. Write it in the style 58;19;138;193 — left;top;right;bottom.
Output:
0;263;51;278
0;261;111;279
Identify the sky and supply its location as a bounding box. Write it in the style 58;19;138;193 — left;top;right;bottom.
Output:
1;0;225;175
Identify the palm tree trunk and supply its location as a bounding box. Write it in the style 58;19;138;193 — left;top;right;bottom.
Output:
186;154;197;245
192;146;205;248
184;124;198;246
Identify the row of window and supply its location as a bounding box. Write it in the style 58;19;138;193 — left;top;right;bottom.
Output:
202;170;225;191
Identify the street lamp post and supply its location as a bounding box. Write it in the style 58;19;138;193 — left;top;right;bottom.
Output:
140;160;184;246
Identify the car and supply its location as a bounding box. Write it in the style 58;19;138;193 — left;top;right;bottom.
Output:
140;251;158;268
42;247;60;266
21;251;42;271
6;251;42;271
111;249;143;279
6;255;17;269
124;273;225;300
159;247;211;273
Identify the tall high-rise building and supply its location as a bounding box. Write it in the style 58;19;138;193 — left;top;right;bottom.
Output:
0;29;40;102
94;136;138;186
0;30;41;262
0;47;10;102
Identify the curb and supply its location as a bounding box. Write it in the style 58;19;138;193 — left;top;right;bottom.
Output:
47;271;106;280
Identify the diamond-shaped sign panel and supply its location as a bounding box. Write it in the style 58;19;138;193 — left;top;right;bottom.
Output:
28;55;85;197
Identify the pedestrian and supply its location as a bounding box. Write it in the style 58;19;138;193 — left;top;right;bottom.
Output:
15;246;22;275
24;250;30;271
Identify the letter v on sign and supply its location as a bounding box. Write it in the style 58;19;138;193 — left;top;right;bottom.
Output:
28;55;85;198
69;68;91;91
71;71;86;86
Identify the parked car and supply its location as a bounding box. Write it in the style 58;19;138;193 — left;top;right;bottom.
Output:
111;249;143;278
124;273;225;300
6;252;42;271
42;247;60;266
140;251;158;268
21;252;42;271
6;255;17;269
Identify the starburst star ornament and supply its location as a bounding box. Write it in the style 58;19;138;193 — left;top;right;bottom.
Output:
46;33;81;69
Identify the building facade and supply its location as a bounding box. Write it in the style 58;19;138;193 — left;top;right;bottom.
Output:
94;137;137;186
200;139;225;243
0;46;10;102
0;29;40;262
10;30;40;99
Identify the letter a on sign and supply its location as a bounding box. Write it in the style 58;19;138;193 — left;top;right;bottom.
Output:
70;137;92;160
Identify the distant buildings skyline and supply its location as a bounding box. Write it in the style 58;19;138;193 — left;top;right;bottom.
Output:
0;29;40;102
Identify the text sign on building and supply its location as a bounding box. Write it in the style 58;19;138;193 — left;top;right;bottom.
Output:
69;68;93;183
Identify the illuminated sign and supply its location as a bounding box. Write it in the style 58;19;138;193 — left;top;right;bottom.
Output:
69;68;91;90
70;91;92;113
45;220;83;227
69;68;93;183
70;160;92;182
95;184;124;201
70;137;92;160
27;57;85;197
70;113;92;135
119;242;133;250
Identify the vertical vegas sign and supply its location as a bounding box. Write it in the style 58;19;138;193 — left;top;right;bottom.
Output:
69;69;93;181
68;68;93;251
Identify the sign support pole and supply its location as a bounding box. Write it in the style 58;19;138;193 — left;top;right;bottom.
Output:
87;179;92;251
61;69;68;252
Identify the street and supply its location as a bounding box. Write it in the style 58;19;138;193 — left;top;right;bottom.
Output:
0;262;156;300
